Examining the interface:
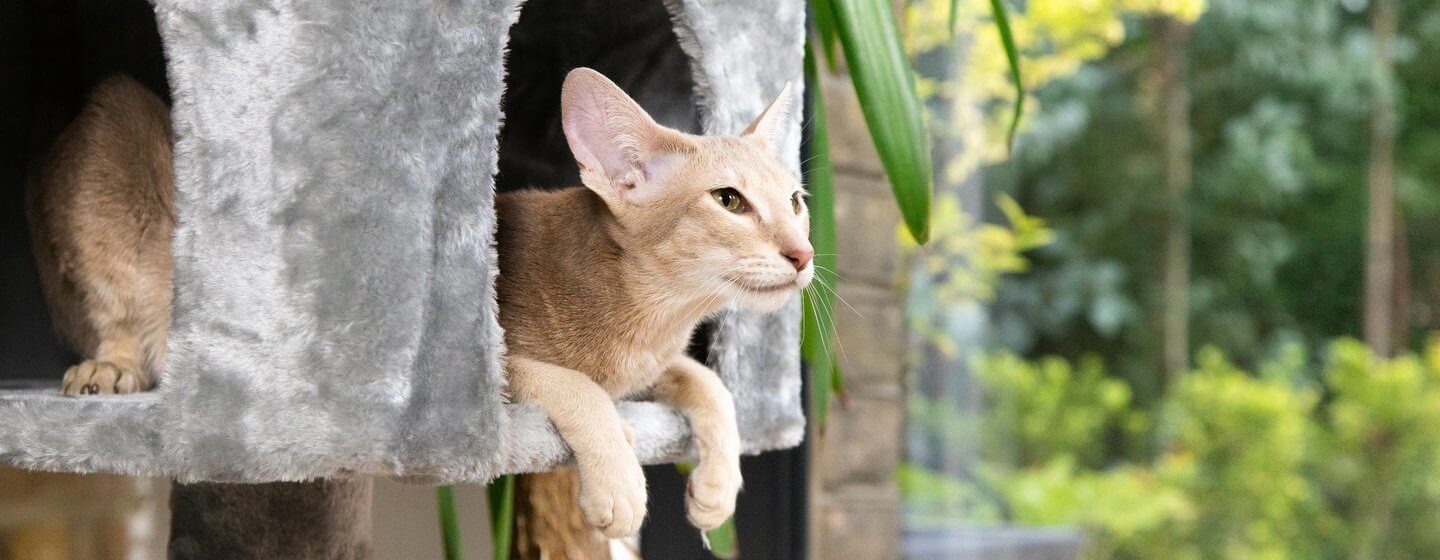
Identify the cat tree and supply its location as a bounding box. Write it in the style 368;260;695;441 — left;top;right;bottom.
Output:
1;0;805;553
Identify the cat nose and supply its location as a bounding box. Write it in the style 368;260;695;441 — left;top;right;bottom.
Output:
782;245;814;272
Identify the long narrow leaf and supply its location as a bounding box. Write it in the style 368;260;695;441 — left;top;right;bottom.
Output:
812;0;841;71
803;45;841;429
829;0;933;244
989;0;1024;150
950;0;961;34
488;475;516;560
436;486;464;560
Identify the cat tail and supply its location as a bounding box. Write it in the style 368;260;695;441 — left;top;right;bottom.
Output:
513;468;613;559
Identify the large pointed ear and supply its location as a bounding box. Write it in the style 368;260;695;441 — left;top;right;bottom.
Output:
742;82;793;156
561;68;688;204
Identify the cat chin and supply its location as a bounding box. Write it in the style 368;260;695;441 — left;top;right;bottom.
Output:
735;289;798;315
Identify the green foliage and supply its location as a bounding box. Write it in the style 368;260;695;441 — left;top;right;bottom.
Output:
1153;348;1320;559
905;341;1440;559
826;0;935;244
905;194;1053;359
984;0;1440;400
971;352;1134;468
1311;338;1440;559
898;462;1004;527
997;459;1191;560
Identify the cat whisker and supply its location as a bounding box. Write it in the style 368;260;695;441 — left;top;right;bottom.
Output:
805;270;861;319
802;284;848;371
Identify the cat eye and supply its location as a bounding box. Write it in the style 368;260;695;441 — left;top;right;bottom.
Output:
790;192;806;214
712;188;749;213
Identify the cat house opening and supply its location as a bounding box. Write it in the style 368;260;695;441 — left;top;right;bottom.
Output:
0;0;170;382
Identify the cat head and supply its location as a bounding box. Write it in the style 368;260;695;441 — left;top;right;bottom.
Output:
561;67;812;314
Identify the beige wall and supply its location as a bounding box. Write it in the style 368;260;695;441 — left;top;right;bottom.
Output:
372;480;492;560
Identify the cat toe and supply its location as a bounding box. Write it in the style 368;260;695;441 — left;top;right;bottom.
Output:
61;360;148;396
579;457;648;538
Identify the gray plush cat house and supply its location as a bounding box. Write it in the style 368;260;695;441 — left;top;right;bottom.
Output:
0;0;805;483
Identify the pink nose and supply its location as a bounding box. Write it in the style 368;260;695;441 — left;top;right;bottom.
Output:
782;245;814;272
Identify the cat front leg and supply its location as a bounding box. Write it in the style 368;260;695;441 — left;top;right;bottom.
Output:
506;356;647;537
653;356;742;531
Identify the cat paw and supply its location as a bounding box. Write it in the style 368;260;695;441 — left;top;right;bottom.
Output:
686;459;741;531
579;456;648;538
61;360;148;396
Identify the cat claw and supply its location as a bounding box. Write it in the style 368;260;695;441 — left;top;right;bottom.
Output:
61;360;147;396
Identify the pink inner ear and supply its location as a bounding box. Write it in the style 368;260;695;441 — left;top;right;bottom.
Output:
560;68;686;203
562;89;638;182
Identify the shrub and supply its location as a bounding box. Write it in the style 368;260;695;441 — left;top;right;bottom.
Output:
903;338;1440;559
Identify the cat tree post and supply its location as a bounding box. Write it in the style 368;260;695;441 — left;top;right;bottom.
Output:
168;479;374;560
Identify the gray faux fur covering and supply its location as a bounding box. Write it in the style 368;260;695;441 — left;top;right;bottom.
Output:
0;0;805;483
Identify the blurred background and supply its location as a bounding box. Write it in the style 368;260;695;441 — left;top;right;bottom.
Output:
870;0;1440;558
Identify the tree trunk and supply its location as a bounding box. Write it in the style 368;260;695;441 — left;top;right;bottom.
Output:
1365;0;1399;357
1155;17;1193;387
168;478;374;560
1392;216;1410;351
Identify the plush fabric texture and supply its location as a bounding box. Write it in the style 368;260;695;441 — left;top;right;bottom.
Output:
0;0;805;483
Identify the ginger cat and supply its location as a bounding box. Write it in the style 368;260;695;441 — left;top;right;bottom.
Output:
502;69;811;557
29;68;810;559
27;75;174;396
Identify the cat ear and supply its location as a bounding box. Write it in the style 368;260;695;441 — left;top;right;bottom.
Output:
742;82;794;156
561;68;685;204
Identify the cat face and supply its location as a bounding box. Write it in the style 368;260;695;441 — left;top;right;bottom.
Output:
561;68;813;314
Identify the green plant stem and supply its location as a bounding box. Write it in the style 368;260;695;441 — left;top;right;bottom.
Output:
436;485;464;560
487;475;516;560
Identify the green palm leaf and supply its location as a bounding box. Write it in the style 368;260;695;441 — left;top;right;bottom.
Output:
828;0;933;244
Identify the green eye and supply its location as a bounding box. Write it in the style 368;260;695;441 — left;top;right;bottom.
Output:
791;192;805;214
712;188;748;213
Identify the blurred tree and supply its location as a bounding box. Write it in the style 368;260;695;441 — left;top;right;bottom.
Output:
1364;0;1400;356
988;0;1395;398
1150;15;1194;386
